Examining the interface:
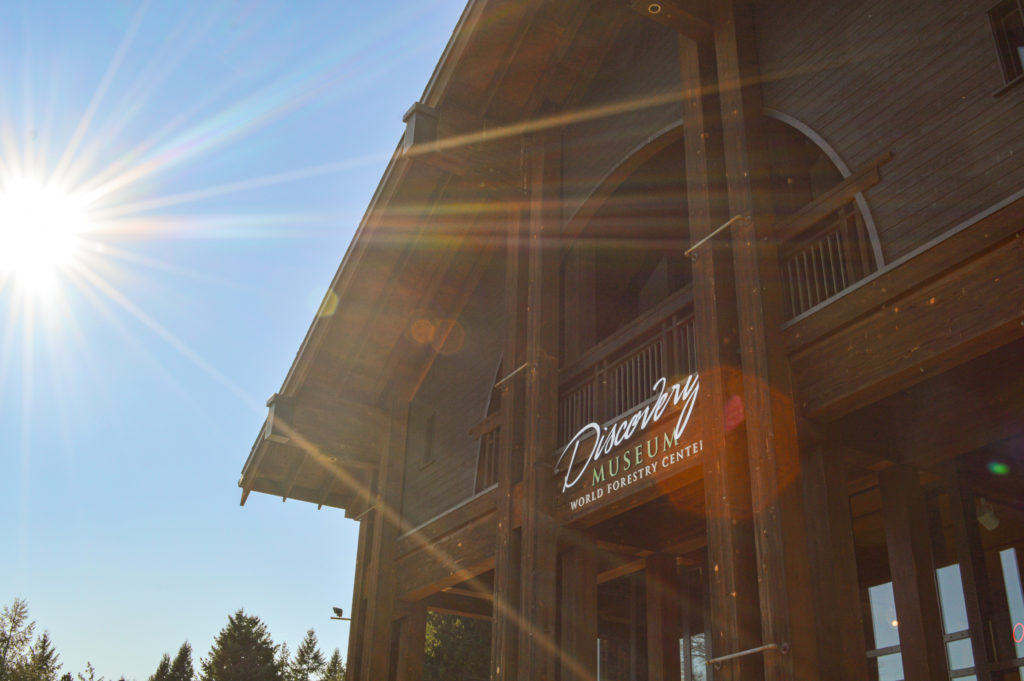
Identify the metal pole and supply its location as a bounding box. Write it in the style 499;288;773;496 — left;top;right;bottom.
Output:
706;642;789;668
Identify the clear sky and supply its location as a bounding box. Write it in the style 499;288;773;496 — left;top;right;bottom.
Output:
0;1;467;679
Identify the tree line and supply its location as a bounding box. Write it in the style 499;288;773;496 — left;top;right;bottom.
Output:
0;600;344;681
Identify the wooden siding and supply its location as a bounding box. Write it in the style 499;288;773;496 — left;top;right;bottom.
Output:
400;257;506;527
561;12;684;225
756;0;1024;262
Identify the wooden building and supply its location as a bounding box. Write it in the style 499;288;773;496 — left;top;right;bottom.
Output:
238;1;1024;679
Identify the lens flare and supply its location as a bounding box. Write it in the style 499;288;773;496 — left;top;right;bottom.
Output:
988;460;1010;476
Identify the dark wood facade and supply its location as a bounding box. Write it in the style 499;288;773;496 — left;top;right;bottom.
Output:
239;1;1024;679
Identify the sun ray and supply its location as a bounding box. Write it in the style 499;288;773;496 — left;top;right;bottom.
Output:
95;153;386;219
72;263;263;413
84;242;241;288
50;0;150;187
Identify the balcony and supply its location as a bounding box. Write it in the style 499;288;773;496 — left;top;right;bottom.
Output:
558;286;696;443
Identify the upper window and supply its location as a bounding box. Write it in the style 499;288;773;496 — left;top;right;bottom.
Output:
989;0;1024;85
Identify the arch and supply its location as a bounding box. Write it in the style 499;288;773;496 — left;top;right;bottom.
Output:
763;108;885;268
562;120;686;255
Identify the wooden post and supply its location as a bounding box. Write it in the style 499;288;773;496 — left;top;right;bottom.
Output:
680;29;764;681
645;554;681;681
713;1;821;678
560;542;598;681
395;603;427;681
517;130;562;681
944;466;1018;681
491;204;527;681
346;513;373;681
879;465;947;681
801;447;869;681
358;398;410;681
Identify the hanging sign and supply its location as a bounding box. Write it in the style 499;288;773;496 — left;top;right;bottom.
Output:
554;373;704;521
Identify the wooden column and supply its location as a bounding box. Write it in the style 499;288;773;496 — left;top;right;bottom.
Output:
358;397;410;681
645;554;681;681
346;512;373;681
491;204;527;681
395;603;427;681
713;1;821;678
945;466;1017;681
680;30;763;681
879;465;947;681
560;542;598;681
517;130;562;681
801;447;869;681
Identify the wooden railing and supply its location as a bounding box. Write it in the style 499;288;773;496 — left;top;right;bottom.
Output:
558;287;696;443
780;202;875;319
776;152;891;320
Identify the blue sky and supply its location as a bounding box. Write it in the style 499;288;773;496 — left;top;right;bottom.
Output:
0;1;467;678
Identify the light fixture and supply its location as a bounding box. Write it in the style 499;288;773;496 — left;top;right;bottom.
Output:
648;3;662;14
977;497;1000;531
331;607;351;621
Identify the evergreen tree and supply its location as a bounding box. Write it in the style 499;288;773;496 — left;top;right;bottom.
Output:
168;643;193;681
423;613;489;681
274;644;289;680
148;655;170;681
200;611;281;681
286;631;323;681
0;598;36;680
24;632;61;681
76;662;102;681
319;650;344;681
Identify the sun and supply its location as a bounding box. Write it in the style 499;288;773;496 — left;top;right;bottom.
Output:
0;176;93;297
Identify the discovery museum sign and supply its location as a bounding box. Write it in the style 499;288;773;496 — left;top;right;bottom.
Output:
554;373;704;522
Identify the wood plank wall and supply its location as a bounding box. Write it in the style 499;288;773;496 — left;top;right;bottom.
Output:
561;13;684;224
755;0;1024;262
400;259;506;527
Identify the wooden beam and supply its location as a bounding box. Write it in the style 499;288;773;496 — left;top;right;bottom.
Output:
394;510;498;601
943;465;1018;678
345;512;373;681
784;193;1024;354
425;592;494;621
517;130;562;681
879;465;948;681
402;102;523;192
491;205;527;681
790;231;1024;421
597;557;646;584
395;603;427;681
801;447;870;681
645;554;681;681
714;0;820;677
560;543;598;681
395;488;497;557
631;0;713;43
358;398;410;681
775;152;892;247
680;28;764;681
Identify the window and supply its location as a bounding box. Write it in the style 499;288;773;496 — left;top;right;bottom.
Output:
989;0;1024;85
421;413;435;466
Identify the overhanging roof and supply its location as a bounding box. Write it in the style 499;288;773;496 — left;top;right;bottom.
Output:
238;0;642;512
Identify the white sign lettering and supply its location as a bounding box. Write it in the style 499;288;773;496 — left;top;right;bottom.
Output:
556;373;700;492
